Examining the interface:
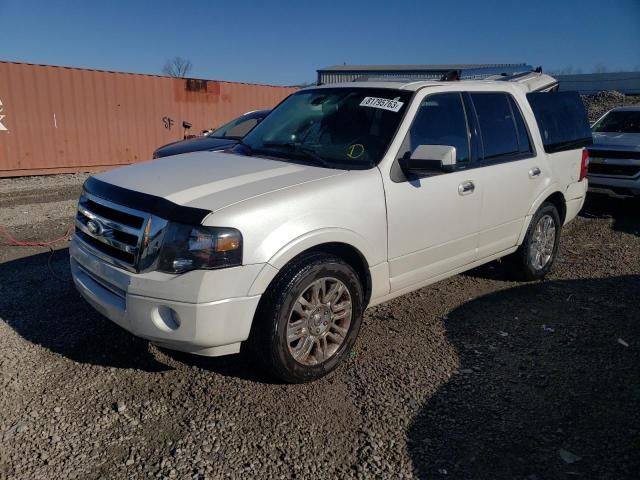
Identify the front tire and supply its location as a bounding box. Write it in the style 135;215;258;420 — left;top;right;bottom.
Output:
505;202;562;281
254;252;364;383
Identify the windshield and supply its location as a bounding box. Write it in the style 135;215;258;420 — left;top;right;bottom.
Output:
239;88;412;168
592;110;640;134
208;112;263;139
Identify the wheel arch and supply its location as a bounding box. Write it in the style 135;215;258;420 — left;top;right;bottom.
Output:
248;231;374;307
544;191;567;224
518;189;567;245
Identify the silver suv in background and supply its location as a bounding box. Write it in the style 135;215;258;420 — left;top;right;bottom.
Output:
588;106;640;197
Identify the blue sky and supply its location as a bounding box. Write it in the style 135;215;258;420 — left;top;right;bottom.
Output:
1;0;638;85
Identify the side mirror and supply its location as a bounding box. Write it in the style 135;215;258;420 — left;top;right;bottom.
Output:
400;145;457;175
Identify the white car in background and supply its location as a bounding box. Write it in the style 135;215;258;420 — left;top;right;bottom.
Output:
70;72;591;382
588;106;640;197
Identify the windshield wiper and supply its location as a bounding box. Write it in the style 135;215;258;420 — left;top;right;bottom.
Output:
261;142;332;168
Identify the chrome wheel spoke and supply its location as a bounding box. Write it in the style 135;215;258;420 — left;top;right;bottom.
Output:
317;335;328;361
292;300;309;318
324;283;344;305
332;308;350;322
530;214;556;270
329;323;348;338
311;280;325;305
286;276;353;366
292;335;315;362
287;319;306;342
298;295;313;308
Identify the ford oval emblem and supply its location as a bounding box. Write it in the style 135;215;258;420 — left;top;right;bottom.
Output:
86;219;103;235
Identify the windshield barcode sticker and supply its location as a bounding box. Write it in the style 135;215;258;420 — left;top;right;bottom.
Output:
359;97;404;112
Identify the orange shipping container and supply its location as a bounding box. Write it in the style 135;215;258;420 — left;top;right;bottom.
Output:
0;61;296;177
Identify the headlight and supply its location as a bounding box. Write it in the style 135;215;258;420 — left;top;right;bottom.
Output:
157;223;242;273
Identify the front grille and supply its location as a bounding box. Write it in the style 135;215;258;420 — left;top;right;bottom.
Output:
85;198;145;228
75;193;151;272
588;163;640;177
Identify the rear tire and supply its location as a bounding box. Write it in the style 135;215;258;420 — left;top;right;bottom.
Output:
253;252;364;383
504;202;561;281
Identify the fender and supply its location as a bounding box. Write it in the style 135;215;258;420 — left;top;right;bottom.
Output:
517;182;564;245
247;227;378;296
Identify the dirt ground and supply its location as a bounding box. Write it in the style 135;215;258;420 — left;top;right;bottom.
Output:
0;175;638;480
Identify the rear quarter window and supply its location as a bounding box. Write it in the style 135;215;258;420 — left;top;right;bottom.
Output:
526;91;592;153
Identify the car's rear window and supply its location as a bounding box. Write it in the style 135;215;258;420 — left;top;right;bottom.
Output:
592;110;640;134
526;91;592;153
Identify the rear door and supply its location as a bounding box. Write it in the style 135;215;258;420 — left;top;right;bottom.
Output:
467;92;549;258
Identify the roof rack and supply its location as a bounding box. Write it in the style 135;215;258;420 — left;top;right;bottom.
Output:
346;65;558;92
438;65;536;81
348;65;538;84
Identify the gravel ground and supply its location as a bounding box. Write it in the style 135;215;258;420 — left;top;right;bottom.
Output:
1;174;639;479
581;91;640;123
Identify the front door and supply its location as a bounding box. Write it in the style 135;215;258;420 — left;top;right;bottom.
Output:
383;91;482;293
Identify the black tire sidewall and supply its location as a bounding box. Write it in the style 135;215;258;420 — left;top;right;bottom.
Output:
265;255;364;383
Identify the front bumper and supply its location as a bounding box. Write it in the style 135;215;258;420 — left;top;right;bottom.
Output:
70;237;263;356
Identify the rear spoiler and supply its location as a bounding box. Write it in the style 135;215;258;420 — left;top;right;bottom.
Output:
487;70;559;92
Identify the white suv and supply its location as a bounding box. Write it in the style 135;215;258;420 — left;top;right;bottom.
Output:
71;73;591;382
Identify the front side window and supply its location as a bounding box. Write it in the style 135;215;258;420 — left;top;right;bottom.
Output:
471;93;521;160
240;88;412;168
592;110;640;134
401;92;470;163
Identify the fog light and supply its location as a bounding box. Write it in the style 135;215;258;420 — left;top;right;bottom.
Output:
153;306;181;332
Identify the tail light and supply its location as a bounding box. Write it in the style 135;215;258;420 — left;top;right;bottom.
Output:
579;148;589;181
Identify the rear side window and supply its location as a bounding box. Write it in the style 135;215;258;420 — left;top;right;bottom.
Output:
507;96;533;154
526;91;592;153
471;93;529;160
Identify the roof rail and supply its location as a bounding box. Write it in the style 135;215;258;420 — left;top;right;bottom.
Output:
333;65;560;91
346;65;537;84
351;75;440;83
440;64;536;81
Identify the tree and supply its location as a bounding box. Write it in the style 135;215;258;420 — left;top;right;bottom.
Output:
162;57;193;78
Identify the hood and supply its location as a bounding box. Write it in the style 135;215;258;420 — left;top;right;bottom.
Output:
591;132;640;151
153;136;238;158
93;150;344;214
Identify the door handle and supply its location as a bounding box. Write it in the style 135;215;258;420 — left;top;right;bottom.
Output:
458;180;475;196
529;167;541;178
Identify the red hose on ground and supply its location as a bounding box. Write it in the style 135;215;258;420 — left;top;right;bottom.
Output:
0;224;74;247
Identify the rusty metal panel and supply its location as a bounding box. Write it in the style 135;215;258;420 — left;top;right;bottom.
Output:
0;61;297;177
